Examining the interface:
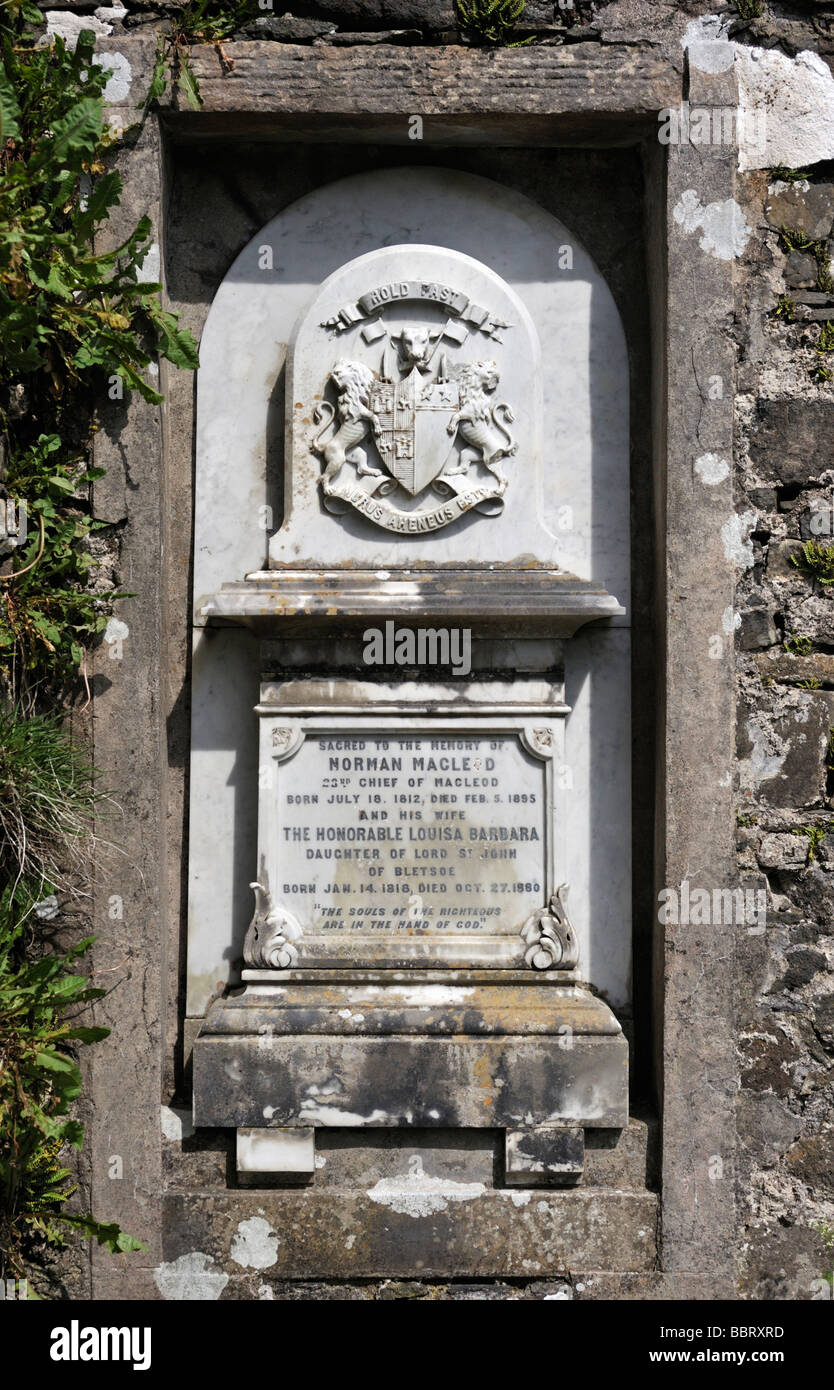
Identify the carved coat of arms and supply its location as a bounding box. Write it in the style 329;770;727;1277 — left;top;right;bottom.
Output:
310;287;518;534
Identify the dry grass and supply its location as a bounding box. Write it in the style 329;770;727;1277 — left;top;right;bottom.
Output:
0;708;103;903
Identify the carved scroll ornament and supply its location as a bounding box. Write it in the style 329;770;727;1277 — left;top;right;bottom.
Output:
520;884;580;971
244;881;304;969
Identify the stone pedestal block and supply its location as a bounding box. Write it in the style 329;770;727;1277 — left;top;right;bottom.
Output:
194;975;627;1183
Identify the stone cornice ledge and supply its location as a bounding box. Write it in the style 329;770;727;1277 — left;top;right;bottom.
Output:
197;568;625;637
163;41;681;120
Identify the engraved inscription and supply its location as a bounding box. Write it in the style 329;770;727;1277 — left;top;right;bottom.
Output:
275;733;547;940
321;281;511;339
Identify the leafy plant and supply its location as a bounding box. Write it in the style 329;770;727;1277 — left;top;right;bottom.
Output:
771;165;810;184
1;434;119;699
144;0;259;111
784;632;814;655
735;0;764;18
791;822;834;862
0;17;198;700
814;1220;834;1290
778;227;834;294
816;320;834;354
0;925;145;1274
791;539;834;586
779;228;815;256
454;0;532;47
0;3;195;1286
0;30;197;403
775;294;795;321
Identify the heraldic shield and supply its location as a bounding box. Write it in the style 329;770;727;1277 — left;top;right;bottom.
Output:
370;369;462;497
306;260;523;535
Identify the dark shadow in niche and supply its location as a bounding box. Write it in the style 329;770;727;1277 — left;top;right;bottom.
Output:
167;665;192;1085
167;366;198;1094
265;361;286;543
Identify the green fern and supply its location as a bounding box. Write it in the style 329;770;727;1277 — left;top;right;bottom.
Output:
17;1140;76;1247
771;165;810;184
455;0;530;46
775;295;795;321
791;540;834;585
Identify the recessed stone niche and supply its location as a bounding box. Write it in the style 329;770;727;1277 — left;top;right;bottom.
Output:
185;163;645;1267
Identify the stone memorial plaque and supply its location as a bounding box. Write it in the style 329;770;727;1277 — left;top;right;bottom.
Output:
246;707;571;971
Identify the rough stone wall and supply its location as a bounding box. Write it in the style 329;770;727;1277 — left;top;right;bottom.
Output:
29;0;834;1298
734;164;834;1299
39;0;834;58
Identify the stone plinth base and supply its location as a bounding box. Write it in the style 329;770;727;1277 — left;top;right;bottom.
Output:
193;974;628;1186
161;1188;657;1282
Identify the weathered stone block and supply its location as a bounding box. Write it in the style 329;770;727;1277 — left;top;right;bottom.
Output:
505;1126;584;1185
775;946;828;992
285;0;456;31
737;1092;801;1168
747;485;778;512
750;399;834;488
739;1029;802;1097
159;1187;658;1282
784;593;834;646
798;306;834;322
738;604;777;650
767;863;834;932
785;250;819;288
792;290;834;307
585;1116;658;1189
738;693;831;807
236;1127;315;1175
757;832;808;869
194;1031;629;1130
766;182;834;240
175;40;681;125
786;1130;834;1196
756;653;834;692
235;15;336;41
766;538;803;578
813;991;834;1047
